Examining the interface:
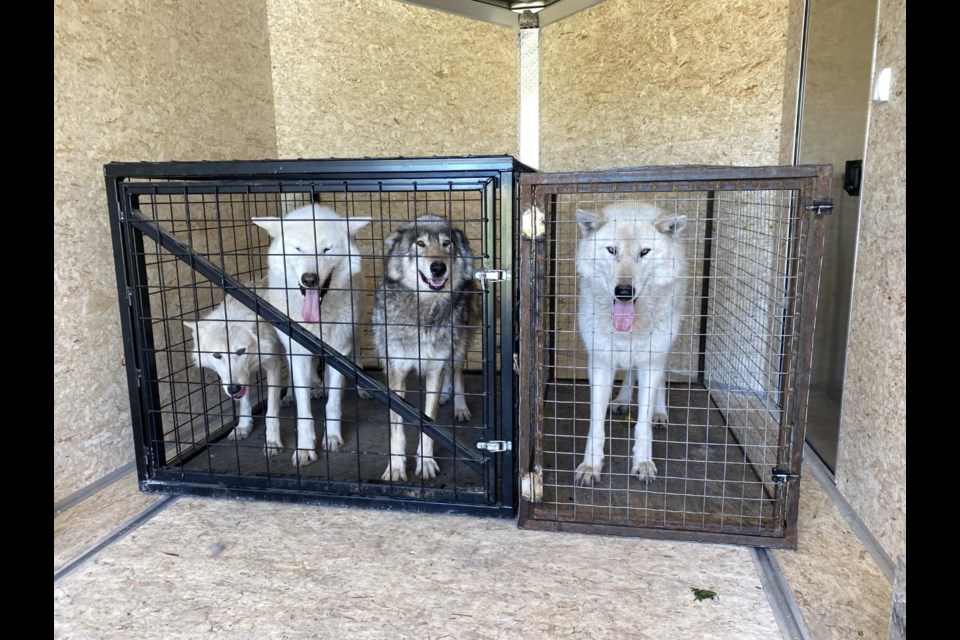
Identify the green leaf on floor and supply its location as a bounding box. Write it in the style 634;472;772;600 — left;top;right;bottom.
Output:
691;588;718;602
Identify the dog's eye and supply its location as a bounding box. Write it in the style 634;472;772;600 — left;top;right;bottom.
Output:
606;247;617;255
416;240;426;248
442;239;451;248
212;352;222;360
292;246;303;254
640;248;651;258
236;348;246;356
322;247;331;254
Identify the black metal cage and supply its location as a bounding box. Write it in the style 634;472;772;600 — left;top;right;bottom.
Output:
106;156;533;516
516;165;832;548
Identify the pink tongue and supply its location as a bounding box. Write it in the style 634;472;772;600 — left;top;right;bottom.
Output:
302;288;321;323
429;278;446;288
612;299;635;331
232;385;249;399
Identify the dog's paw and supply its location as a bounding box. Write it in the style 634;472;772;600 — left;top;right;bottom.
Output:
357;386;373;400
652;411;669;429
610;401;631;415
454;405;472;422
631;459;657;481
574;462;602;487
280;394;295;408
416;457;440;480
293;448;318;467
321;432;344;452
230;423;253;440
381;459;408;482
439;392;451;405
310;386;327;400
264;439;284;457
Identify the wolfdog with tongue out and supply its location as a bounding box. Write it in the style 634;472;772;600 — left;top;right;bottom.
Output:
574;202;687;485
252;205;371;467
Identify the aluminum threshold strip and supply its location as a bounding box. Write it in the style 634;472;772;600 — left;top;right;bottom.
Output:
54;495;178;583
803;442;896;582
752;547;811;640
54;461;137;518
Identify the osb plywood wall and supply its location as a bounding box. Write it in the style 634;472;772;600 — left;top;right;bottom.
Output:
266;0;518;159
539;0;790;172
53;0;277;503
836;0;906;562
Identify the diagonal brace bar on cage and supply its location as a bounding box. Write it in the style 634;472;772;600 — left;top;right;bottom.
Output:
126;211;485;473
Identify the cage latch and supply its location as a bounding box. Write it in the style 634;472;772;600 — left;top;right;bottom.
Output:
771;467;800;483
477;440;512;453
804;200;834;216
475;269;511;287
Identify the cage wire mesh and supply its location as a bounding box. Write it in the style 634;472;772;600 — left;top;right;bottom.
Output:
517;166;831;547
107;157;529;515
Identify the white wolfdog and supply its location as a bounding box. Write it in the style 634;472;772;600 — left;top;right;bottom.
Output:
574;202;687;485
183;284;285;455
252;205;371;467
373;216;480;482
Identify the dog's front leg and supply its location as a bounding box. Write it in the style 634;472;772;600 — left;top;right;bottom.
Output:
232;392;254;440
263;356;284;456
382;365;408;482
322;361;344;451
630;367;661;481
416;366;444;480
575;364;613;486
610;368;635;415
291;350;318;467
452;360;471;422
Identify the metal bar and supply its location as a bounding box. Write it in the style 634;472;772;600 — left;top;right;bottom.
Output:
520;164;833;186
105;156;534;181
752;547;812;639
54;495;179;583
53;462;137;517
697;190;716;384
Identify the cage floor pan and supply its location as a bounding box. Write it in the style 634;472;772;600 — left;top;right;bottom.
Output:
168;371;489;492
533;381;780;534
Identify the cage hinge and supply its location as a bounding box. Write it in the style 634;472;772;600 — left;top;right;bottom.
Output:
475;269;511;285
771;467;800;483
126;287;134;307
513;353;520;374
804;200;834;216
477;440;512;453
520;205;546;240
135;369;142;388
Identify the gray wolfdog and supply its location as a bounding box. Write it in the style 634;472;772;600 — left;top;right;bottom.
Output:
373;215;481;482
574;202;688;486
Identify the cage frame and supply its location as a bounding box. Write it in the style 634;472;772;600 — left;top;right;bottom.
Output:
105;155;534;517
516;164;833;548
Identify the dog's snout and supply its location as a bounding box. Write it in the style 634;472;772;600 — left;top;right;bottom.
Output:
614;284;635;301
226;384;243;396
300;273;319;288
430;261;447;278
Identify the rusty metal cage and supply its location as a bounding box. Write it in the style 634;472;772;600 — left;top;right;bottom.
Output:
106;156;532;516
516;165;832;548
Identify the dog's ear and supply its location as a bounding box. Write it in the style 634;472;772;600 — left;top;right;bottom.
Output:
182;321;198;345
348;217;372;238
575;209;600;235
451;227;471;254
383;227;403;252
251;217;282;239
655;215;687;235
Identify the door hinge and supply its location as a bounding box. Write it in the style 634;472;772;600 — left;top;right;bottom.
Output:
772;467;800;483
520;205;546;240
804;200;834;216
475;269;511;283
477;440;512;453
